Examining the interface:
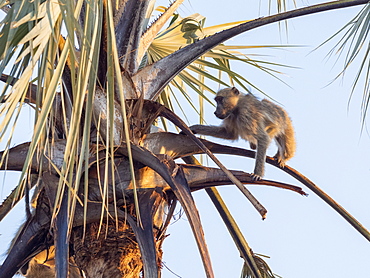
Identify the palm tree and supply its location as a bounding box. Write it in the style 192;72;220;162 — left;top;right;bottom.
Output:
0;0;369;277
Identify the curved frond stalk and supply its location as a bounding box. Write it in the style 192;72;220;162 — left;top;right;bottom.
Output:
116;144;215;278
158;105;268;219
207;187;264;278
0;139;305;225
1;1;369;277
125;190;161;278
133;0;369;101
142;10;292;120
141;131;370;241
172;132;370;241
182;155;263;278
281;162;370;242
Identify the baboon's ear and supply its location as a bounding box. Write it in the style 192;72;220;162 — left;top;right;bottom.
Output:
231;87;240;95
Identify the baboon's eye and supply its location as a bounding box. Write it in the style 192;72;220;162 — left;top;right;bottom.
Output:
215;96;223;103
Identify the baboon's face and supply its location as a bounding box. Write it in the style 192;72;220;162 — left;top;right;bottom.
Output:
214;88;240;119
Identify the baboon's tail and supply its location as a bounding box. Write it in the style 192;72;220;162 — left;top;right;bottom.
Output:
283;117;296;161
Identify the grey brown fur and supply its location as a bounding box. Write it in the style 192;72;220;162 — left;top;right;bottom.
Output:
189;87;296;180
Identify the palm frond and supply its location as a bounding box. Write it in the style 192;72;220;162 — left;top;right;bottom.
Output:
139;0;185;63
317;3;370;122
265;0;297;36
0;0;106;230
241;254;281;278
143;11;294;123
1;1;369;277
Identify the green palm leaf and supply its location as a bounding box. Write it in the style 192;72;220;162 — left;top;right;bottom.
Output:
143;11;293;120
317;3;370;121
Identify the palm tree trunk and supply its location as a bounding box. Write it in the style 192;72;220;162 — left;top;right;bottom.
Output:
72;221;143;278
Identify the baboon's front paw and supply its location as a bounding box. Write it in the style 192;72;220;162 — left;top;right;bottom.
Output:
188;125;200;134
179;127;197;135
251;173;262;181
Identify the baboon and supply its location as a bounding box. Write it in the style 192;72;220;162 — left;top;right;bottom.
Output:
188;87;296;180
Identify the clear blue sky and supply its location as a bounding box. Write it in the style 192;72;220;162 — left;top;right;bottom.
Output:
1;1;370;278
158;1;370;277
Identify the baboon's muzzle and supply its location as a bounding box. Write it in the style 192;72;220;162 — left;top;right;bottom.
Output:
214;111;227;119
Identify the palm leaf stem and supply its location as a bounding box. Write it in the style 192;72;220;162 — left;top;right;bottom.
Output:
182;139;370;242
182;155;263;278
134;0;369;100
